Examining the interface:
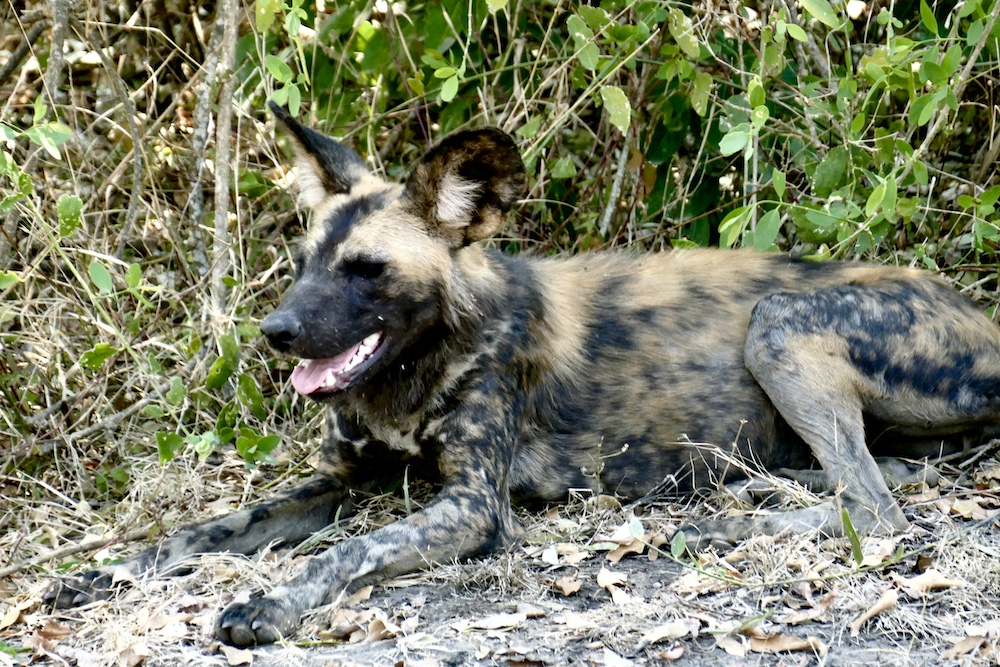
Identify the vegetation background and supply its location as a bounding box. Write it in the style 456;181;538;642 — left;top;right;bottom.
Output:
1;0;1000;663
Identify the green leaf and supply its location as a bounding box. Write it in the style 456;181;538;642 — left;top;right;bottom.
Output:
264;55;293;83
670;530;687;558
188;430;221;460
718;206;750;248
57;194;82;237
440;75;459;102
126;263;141;289
219;333;240;370
407;77;424;95
689;71;712;117
516;116;542;139
719;128;748;156
786;23;808;42
919;0;938;34
166;376;187;405
882;177;897;220
0;124;19;141
667;8;700;59
550;157;577;179
578;6;610;31
812;146;849;197
942;44;963;76
88;260;113;294
237;373;267;420
143;405;166;418
578;43;600;71
80;342;118;370
773;170;786;200
750;105;769;130
600;86;631;134
0;270;18;290
33;96;47;123
909;93;938;127
748;79;765;108
912;159;928;186
255;0;281;31
866;181;886;217
433;66;457;79
967;19;985;45
800;0;840;28
755;209;782;250
486;0;507;13
206;356;234;389
842;508;864;566
287;84;301;117
156;431;185;465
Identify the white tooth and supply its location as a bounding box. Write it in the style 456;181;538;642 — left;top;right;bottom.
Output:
326;369;337;387
300;359;312;369
365;333;380;346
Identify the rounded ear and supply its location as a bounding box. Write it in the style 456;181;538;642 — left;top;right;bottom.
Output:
269;102;368;209
404;128;526;247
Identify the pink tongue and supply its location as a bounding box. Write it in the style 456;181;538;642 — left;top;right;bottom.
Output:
290;343;361;395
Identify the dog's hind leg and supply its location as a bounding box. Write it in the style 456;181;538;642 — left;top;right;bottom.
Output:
686;278;1000;550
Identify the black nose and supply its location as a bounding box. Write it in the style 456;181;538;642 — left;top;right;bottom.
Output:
260;311;303;351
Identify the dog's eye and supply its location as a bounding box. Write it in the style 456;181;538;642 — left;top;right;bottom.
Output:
343;258;386;280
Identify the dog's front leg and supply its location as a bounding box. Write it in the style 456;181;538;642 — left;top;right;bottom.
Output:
215;434;518;646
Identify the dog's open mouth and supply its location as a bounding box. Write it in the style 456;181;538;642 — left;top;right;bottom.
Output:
290;332;385;395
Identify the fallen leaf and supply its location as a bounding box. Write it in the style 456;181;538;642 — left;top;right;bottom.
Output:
0;598;32;631
466;612;526;631
850;588;897;637
596;567;627;589
774;592;836;625
344;585;373;606
220;645;253;666
646;532;669;562
540;545;560;565
943;635;987;660
637;619;699;648
906;486;940;502
601;647;633;667
749;634;827;656
365;615;400;642
950;497;989;520
608;585;634;605
597;519;639;545
37;620;73;641
118;641;149;667
517;603;546;619
606;540;645;563
555;576;581;596
563;550;591;565
715;634;748;657
889;568;965;593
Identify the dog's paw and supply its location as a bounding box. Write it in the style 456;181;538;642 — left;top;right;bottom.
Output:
43;570;117;609
216;596;297;647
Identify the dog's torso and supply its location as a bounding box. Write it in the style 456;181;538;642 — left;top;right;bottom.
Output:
322;247;994;503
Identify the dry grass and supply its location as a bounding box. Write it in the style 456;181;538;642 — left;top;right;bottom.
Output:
2;451;998;665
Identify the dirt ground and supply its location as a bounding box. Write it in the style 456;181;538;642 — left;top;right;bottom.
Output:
3;449;999;667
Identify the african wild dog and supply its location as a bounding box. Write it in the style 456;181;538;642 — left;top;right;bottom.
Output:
48;103;1000;646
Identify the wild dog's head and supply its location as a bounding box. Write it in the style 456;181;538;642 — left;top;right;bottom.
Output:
261;103;525;399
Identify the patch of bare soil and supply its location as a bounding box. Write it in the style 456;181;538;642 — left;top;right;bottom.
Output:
2;452;999;667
